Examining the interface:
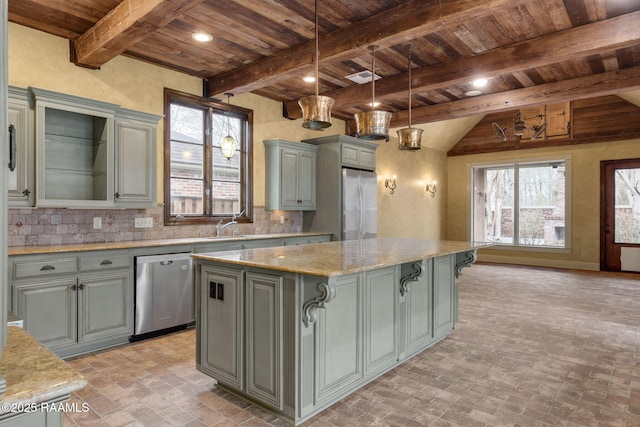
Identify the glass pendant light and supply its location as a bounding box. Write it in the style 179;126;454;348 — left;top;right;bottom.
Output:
298;0;334;130
354;45;391;141
397;45;422;150
220;93;237;160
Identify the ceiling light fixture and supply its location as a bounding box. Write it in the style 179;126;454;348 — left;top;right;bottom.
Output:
298;0;334;130
302;76;316;83
192;32;213;42
354;45;391;141
397;45;422;151
472;78;488;88
491;110;547;141
220;93;237;160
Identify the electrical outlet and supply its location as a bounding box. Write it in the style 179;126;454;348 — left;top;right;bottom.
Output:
134;217;153;228
280;215;285;224
93;217;102;229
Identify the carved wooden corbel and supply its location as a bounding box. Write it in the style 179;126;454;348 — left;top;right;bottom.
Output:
400;261;423;296
303;282;337;327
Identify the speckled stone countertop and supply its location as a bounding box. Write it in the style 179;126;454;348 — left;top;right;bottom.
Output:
8;232;330;256
192;238;492;277
0;326;86;409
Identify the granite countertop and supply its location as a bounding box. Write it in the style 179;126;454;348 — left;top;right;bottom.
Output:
0;326;86;410
192;238;492;277
8;232;330;256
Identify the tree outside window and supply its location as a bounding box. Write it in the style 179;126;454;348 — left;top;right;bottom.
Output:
164;89;253;225
472;160;568;248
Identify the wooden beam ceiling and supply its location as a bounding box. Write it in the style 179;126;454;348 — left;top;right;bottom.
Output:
71;0;206;69
204;0;528;97
285;11;640;122
383;65;640;129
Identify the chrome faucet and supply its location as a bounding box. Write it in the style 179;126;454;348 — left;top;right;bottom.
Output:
215;209;246;237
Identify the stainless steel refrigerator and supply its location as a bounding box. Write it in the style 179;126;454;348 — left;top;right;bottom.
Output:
342;168;377;240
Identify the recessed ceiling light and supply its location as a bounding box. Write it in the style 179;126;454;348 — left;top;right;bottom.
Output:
302;76;316;83
465;90;483;97
192;32;213;42
472;78;488;88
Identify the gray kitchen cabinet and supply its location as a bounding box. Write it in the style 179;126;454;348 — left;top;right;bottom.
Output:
32;87;118;208
245;272;283;409
10;250;133;358
363;266;398;378
301;134;378;240
7;86;34;206
114;108;162;207
400;259;434;359
314;273;363;404
199;265;244;390
433;254;455;339
264;139;317;211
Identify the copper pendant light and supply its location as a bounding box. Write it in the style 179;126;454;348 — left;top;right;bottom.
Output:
298;0;334;130
397;45;422;150
354;45;391;141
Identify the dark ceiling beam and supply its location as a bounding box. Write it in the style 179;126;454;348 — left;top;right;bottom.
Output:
380;65;640;128
205;0;526;97
71;0;206;69
285;10;640;119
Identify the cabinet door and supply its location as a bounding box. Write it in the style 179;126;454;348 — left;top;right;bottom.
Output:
280;148;300;209
246;272;283;409
315;275;363;403
363;267;398;377
433;255;455;339
114;112;159;207
13;279;77;350
78;271;132;343
297;149;316;209
200;266;243;390
7;87;33;206
402;260;433;358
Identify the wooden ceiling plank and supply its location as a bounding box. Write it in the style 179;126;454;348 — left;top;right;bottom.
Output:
205;0;528;97
72;0;206;69
391;65;640;127
283;10;640;118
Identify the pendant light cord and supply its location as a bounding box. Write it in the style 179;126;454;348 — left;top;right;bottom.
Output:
314;0;319;97
371;47;376;111
407;46;412;127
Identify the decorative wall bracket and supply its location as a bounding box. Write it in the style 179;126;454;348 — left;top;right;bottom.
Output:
399;261;423;296
303;282;337;327
455;250;477;278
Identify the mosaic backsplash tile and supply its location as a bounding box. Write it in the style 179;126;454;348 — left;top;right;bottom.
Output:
8;207;302;247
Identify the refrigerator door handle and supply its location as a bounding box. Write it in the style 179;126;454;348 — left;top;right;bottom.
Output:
358;179;364;239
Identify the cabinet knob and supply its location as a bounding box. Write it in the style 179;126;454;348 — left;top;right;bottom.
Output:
114;192;120;199
78;283;85;290
22;189;30;197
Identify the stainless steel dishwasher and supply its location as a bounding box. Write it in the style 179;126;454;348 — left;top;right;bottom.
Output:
132;252;194;340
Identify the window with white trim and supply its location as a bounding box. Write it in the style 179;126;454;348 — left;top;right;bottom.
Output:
472;159;569;248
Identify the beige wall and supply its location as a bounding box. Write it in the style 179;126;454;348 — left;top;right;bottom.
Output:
7;23;346;207
447;138;640;270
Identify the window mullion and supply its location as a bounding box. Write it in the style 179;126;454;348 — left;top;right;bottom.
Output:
204;107;213;217
513;164;520;247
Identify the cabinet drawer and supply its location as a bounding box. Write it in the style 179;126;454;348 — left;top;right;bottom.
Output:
12;257;77;280
79;254;131;272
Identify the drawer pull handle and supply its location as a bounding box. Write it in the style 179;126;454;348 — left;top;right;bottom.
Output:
100;260;113;265
40;265;55;271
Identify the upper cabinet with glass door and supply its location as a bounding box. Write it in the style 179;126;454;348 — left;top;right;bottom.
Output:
32;87;118;208
8;86;34;206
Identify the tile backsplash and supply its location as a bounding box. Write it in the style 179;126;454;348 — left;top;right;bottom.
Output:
8;207;302;247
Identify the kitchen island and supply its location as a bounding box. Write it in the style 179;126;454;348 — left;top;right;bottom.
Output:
192;238;491;425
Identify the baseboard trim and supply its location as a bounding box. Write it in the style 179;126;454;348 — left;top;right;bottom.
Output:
477;254;600;271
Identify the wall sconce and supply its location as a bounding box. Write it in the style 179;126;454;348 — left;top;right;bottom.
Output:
385;176;397;195
425;181;437;197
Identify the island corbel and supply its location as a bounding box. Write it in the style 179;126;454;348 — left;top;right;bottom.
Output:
302;281;337;326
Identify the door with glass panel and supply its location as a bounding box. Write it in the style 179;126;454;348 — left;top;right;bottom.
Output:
601;159;640;271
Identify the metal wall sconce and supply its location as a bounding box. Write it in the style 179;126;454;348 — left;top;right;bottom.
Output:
385;177;397;195
425;182;437;197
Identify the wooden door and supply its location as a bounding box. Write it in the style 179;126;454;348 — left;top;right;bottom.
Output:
601;159;640;271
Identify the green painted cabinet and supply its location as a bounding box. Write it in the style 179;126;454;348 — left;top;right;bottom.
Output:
114;108;161;207
400;260;434;359
199;265;244;389
264;139;317;211
433;254;455;338
7;86;34;206
10;251;133;358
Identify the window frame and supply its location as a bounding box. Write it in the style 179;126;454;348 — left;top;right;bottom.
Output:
163;88;253;226
469;156;572;252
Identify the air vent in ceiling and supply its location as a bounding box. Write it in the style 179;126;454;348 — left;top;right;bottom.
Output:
345;70;381;84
